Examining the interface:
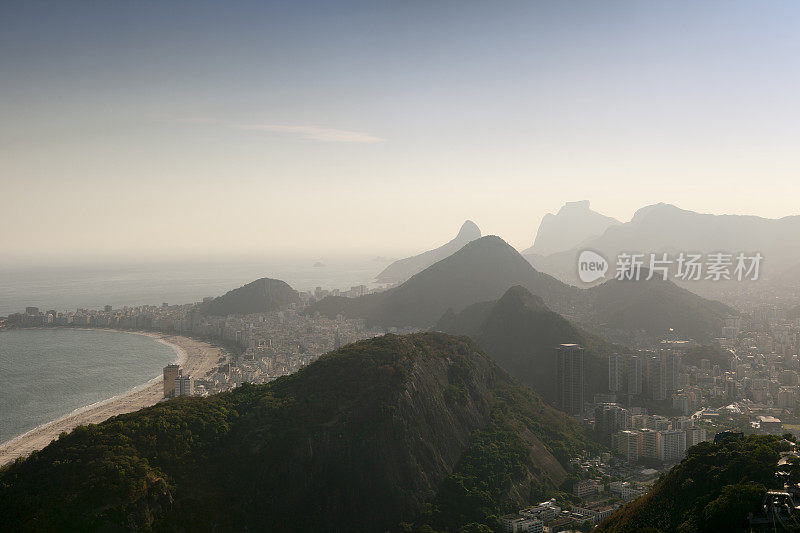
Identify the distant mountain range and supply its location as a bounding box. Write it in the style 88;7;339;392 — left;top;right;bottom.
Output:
376;220;481;283
0;333;593;531
313;235;578;328
200;277;299;316
522;200;621;257
436;285;626;404
527;202;800;287
311;235;735;344
583;275;735;345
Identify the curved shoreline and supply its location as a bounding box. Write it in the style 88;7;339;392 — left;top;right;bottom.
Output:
0;330;186;449
0;330;224;466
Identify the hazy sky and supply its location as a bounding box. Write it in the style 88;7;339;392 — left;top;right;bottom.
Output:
2;1;800;261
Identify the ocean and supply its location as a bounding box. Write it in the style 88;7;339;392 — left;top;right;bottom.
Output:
0;258;386;316
0;258;386;445
0;328;178;444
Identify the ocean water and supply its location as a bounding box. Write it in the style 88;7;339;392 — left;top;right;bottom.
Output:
0;329;177;444
0;258;386;316
0;259;387;446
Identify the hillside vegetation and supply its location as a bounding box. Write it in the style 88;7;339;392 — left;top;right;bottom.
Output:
584;277;734;344
597;435;792;533
0;333;594;532
436;286;626;404
200;277;299;316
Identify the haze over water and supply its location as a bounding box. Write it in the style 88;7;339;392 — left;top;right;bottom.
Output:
0;258;385;446
0;258;384;316
0;329;178;444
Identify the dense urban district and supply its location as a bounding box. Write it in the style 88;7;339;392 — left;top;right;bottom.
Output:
1;284;404;398
3;276;799;532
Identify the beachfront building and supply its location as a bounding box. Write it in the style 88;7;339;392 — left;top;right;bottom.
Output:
174;374;194;397
163;364;181;397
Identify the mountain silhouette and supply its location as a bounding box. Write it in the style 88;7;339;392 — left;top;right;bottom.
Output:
376;220;481;283
0;333;593;531
523;200;620;257
201;277;299;316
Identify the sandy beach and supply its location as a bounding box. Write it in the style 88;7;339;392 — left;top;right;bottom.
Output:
0;331;225;466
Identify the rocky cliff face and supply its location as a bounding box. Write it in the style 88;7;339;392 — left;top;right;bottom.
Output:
525;200;620;257
530;202;800;287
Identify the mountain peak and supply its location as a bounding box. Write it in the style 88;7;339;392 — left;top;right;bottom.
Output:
201;277;299;316
496;285;548;312
439;283;593;404
376;220;482;283
451;235;531;263
461;234;510;250
456;220;481;240
630;202;687;222
558;200;592;214
353;234;575;329
527;202;621;257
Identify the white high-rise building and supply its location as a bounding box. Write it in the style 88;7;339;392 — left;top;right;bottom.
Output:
640;429;661;460
609;353;623;393
628;355;642;395
666;353;680;392
648;356;667;401
174;374;194;397
685;427;706;448
660;430;687;462
614;430;641;463
647;415;671;431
